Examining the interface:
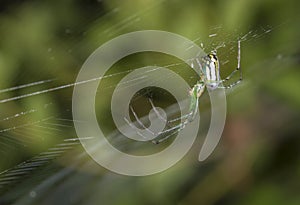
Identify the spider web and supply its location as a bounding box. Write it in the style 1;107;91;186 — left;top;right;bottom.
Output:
0;0;297;203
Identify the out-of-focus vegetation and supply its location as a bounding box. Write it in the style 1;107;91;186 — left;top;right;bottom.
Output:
0;0;299;204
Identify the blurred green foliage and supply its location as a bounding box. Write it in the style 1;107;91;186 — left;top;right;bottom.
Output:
0;0;300;204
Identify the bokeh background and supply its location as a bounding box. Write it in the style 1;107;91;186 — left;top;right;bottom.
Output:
0;0;299;204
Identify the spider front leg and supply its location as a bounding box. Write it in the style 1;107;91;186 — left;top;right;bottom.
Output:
188;81;205;122
220;40;243;89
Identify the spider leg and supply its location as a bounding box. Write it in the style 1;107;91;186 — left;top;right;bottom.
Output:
152;129;180;144
152;119;189;144
149;97;192;129
219;40;243;89
124;106;155;135
148;98;182;131
148;98;167;123
124;98;192;141
123;117;151;139
125;92;200;144
168;113;192;123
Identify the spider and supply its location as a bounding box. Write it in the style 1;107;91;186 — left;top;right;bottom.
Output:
126;40;242;144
